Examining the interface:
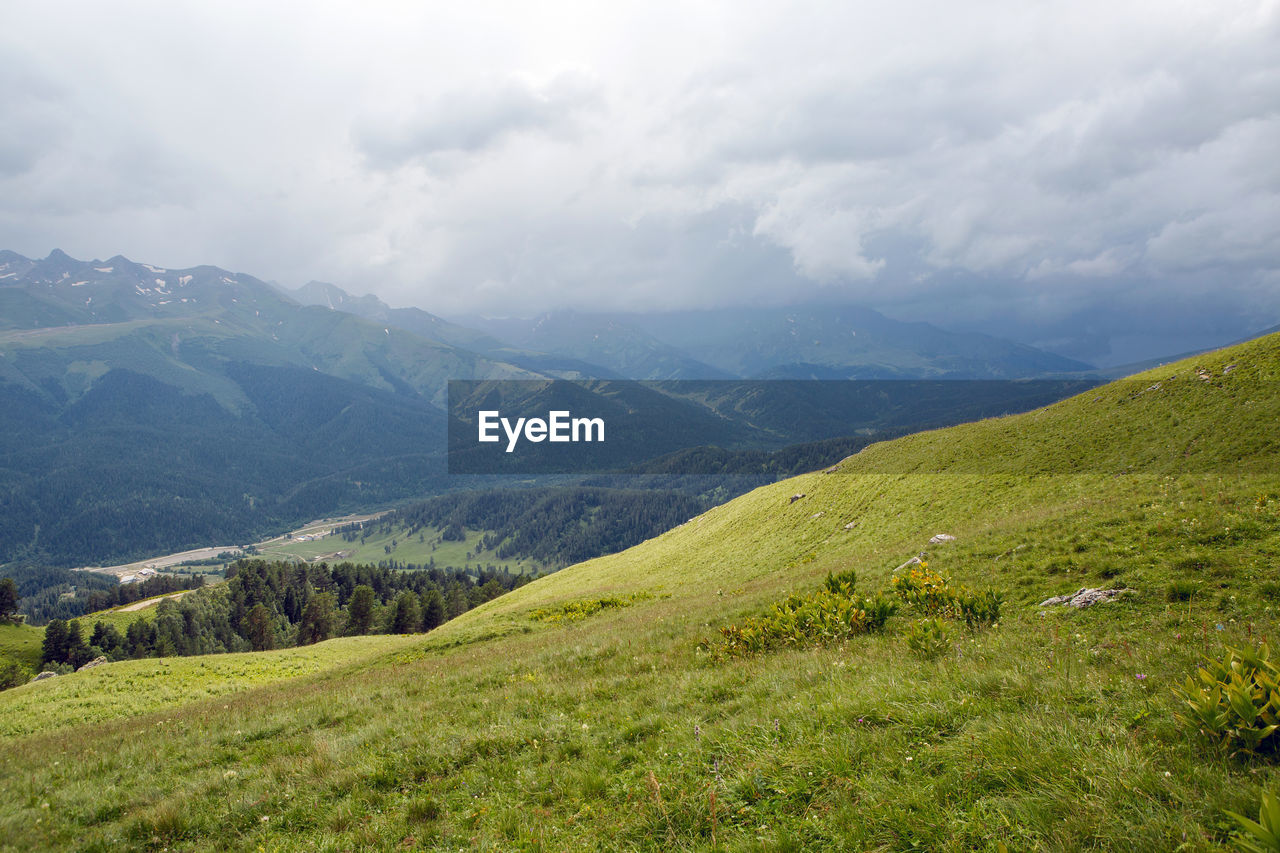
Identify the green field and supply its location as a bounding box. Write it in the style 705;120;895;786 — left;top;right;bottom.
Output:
0;623;43;672
259;522;549;576
0;634;422;739
0;333;1278;850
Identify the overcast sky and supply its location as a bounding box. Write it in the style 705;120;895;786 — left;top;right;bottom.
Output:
2;1;1278;364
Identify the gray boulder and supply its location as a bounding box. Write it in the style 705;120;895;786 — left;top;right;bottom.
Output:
894;553;927;572
1039;587;1135;608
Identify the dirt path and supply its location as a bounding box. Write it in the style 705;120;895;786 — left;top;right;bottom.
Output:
118;591;191;612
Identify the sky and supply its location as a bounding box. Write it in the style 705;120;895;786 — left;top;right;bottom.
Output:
1;1;1278;365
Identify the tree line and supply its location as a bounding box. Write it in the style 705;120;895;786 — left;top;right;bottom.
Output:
15;569;205;625
34;558;528;671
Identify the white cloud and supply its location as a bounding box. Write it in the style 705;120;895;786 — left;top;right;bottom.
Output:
0;0;1276;359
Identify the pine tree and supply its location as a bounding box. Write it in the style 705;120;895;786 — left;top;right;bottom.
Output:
446;584;469;620
421;587;446;631
90;621;124;657
390;591;421;634
297;592;336;645
479;578;506;603
0;578;18;623
241;604;275;651
64;620;92;668
41;619;69;665
125;618;153;657
345;585;376;635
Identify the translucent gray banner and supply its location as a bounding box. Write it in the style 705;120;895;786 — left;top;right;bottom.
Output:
447;379;1100;475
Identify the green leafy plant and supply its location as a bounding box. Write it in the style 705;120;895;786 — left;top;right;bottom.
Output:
905;618;950;660
1174;644;1280;757
530;592;650;623
862;593;898;632
892;565;955;616
708;571;895;659
1226;790;1280;852
957;589;1004;629
892;566;1002;628
824;569;858;595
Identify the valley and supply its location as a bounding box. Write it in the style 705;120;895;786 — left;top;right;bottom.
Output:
4;6;1276;849
1;250;1108;573
76;511;399;581
257;514;548;577
0;332;1276;850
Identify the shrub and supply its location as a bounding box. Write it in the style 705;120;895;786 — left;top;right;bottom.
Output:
862;594;898;632
905;618;950;660
892;566;1002;628
708;573;895;660
531;593;648;623
892;566;955;616
0;659;33;690
1174;644;1280;757
823;569;857;595
957;589;1004;629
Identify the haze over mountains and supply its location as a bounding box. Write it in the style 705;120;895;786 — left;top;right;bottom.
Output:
0;248;1131;568
289;280;1096;380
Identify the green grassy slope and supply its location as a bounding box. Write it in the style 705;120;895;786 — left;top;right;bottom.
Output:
0;635;422;739
0;334;1278;851
0;623;43;672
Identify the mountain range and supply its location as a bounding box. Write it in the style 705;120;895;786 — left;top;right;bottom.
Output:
2;249;1102;567
289;280;1095;379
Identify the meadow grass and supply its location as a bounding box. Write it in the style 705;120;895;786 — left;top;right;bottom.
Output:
0;333;1277;850
0;634;422;739
0;623;43;671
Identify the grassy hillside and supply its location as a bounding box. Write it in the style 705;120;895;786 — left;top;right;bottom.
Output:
0;634;422;739
0;623;42;672
0;334;1277;850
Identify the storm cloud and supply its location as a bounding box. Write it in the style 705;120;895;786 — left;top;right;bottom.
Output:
1;0;1277;363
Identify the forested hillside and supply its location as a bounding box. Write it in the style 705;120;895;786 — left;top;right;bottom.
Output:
0;250;540;567
24;558;526;680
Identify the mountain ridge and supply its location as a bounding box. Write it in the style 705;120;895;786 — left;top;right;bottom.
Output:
275;275;1099;380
